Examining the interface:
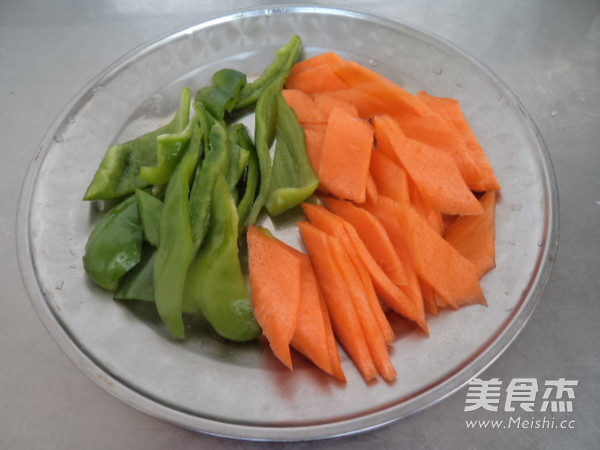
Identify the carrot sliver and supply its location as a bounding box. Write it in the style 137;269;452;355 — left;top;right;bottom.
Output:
289;51;346;77
370;150;411;203
311;89;391;119
444;190;497;279
408;181;444;235
305;202;428;333
318;107;374;203
299;221;377;381
290;250;346;381
286;64;350;93
328;236;397;382
374;115;483;216
302;203;395;346
389;200;487;308
334;61;431;117
282;89;327;124
322;197;408;288
417;92;501;191
419;279;440;316
311;92;359;118
247;226;302;369
392;111;484;191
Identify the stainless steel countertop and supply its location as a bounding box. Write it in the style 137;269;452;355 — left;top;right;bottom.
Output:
1;1;598;448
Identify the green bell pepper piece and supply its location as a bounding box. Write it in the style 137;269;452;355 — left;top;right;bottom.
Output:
134;189;163;247
84;87;192;201
153;143;200;339
139;116;196;186
114;246;156;302
189;120;231;254
184;174;261;342
83;195;143;291
244;76;282;227
227;123;251;195
234;35;302;110
266;92;319;215
195;69;247;119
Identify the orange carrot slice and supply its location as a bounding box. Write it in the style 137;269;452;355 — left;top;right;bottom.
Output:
299;221;377;381
389;200;487;308
301;203;395;346
374;115;483;216
311;92;359;118
392;111;485;191
328;236;397;382
318;107;374;203
417;92;501;191
303;202;428;333
247;226;302;369
408;180;444;235
370;150;411;203
289;51;347;77
311;89;391;119
334;61;431;117
444;190;497;279
282;89;327;124
322;197;408;289
286;64;350;93
288;248;346;381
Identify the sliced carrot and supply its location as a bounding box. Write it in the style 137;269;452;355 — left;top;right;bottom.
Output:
299;221;377;381
311;92;359;118
408;181;444;235
304;202;428;333
301;203;395;346
392;111;485;191
334;61;431;117
388;200;487;308
444;190;497;279
419;279;439;316
288;249;346;381
328;236;397;382
369;150;410;203
282;89;327;124
318;107;374;203
322;197;408;289
365;173;379;204
286;64;350;93
417;91;501;191
374;115;483;216
311;89;392;119
247;226;302;369
289;51;347;77
302;124;326;174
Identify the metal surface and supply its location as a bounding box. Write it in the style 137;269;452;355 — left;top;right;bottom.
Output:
2;1;599;448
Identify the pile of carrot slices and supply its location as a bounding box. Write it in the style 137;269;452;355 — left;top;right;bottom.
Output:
247;51;501;383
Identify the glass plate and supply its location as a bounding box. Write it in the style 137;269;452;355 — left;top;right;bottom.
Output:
17;6;558;441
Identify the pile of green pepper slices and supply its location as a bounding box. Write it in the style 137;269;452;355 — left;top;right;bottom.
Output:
82;35;319;342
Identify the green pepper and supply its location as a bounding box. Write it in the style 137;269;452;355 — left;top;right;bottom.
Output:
227;123;251;196
84;87;192;201
113;246;156;302
83;195;143;291
189;119;231;253
234;35;302;110
139;116;197;186
195;69;247;119
184;174;261;342
153;143;200;339
134;189;163;246
244;76;282;227
266;92;319;215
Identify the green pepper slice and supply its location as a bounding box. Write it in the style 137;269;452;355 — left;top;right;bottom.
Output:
84;87;192;201
184;174;261;342
153;143;200;339
266;92;319;215
83;195;143;291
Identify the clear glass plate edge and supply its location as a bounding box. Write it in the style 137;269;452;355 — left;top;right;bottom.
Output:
15;4;560;442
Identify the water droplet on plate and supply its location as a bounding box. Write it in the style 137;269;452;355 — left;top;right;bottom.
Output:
368;58;378;67
53;133;64;143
